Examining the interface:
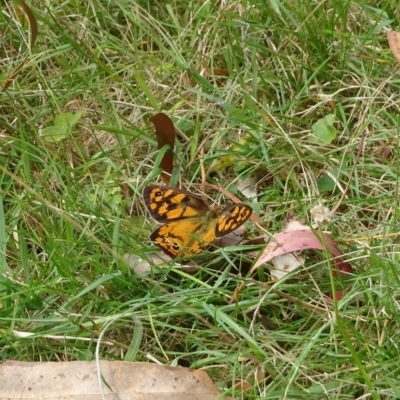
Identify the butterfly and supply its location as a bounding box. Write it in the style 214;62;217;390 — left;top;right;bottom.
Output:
142;185;253;258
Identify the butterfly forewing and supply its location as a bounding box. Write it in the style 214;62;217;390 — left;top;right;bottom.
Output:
143;184;209;223
215;204;253;238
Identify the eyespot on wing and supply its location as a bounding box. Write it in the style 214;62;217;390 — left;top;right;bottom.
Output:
143;185;209;222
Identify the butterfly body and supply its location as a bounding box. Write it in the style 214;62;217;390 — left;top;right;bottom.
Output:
143;185;252;258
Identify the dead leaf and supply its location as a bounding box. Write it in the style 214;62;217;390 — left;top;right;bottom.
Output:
236;177;258;202
0;360;234;400
250;218;353;299
251;229;351;274
270;252;305;280
229;379;252;392
212;68;230;76
149;113;176;185
375;140;394;163
388;31;400;62
124;252;199;274
377;145;392;160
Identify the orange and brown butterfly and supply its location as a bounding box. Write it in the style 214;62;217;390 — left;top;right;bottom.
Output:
142;185;253;258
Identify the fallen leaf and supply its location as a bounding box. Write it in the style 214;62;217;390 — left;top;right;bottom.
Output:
236;177;258;202
388;31;400;62
229;379;252;392
0;360;234;400
149;113;176;185
251;229;351;274
251;218;353;299
124;252;199;274
212;68;230;76
270;252;305;280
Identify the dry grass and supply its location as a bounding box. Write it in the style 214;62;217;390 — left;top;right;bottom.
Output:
1;0;400;398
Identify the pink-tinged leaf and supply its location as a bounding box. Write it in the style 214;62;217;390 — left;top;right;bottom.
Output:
251;229;353;298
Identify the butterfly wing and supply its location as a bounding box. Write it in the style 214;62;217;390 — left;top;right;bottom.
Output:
143;185;252;257
215;204;252;238
143;185;209;223
150;218;216;258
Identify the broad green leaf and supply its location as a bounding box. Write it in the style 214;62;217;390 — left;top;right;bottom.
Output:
311;113;337;144
40;111;82;142
40;126;68;142
317;174;336;192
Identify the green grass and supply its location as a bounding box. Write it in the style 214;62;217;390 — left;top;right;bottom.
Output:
1;0;400;398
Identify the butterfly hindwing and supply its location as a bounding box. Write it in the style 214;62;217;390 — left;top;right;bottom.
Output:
149;218;216;258
215;204;253;238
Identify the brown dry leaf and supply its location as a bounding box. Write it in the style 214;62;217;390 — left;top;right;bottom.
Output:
388;31;400;62
212;68;230;76
0;360;234;400
378;145;392;160
231;379;252;392
149;113;176;185
375;140;394;163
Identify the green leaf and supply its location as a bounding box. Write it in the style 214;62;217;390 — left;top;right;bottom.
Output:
65;111;82;127
41;126;68;142
311;113;337;144
174;118;195;133
53;115;69;131
40;111;83;142
317;174;336;192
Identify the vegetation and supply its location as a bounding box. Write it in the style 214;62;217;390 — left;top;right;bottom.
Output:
1;1;400;398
